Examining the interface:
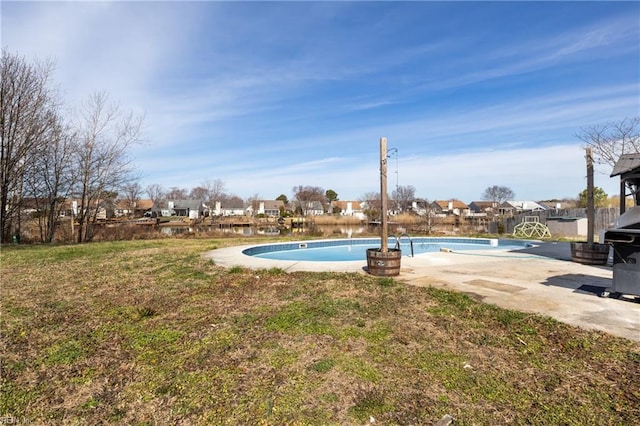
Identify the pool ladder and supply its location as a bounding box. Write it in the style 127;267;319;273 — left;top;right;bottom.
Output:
391;233;414;257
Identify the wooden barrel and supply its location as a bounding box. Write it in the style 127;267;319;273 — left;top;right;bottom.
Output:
570;242;609;265
366;248;402;276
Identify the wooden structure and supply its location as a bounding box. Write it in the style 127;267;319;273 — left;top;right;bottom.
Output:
570;148;608;265
602;153;640;298
610;153;640;210
367;137;401;276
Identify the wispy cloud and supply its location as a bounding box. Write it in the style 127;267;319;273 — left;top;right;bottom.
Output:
3;1;638;202
414;14;639;92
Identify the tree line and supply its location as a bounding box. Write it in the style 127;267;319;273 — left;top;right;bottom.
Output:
1;51;143;243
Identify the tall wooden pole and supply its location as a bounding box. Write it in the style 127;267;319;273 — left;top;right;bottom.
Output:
380;137;388;252
586;147;595;245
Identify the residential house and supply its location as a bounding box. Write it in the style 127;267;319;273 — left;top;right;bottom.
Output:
213;200;245;216
331;200;366;219
156;199;208;219
114;199;154;218
302;201;325;216
20;197;49;216
468;201;499;214
499;200;546;216
246;200;284;217
539;200;579;211
410;199;430;216
59;198;112;220
135;199;154;217
430;200;470;217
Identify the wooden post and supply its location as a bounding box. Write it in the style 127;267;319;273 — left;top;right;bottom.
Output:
620;180;626;215
380;137;388;252
586;147;595;245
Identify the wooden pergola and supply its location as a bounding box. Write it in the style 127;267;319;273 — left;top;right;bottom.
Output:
610;153;640;213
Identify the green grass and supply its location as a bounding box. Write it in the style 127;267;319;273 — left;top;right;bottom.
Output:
1;237;639;425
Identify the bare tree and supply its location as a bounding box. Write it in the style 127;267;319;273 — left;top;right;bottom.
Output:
577;117;640;170
72;92;143;242
482;185;515;205
0;51;60;243
203;178;226;207
360;191;382;220
166;186;188;200
413;198;434;233
225;194;244;206
22;114;76;242
121;182;143;218
146;184;165;211
392;185;416;212
247;193;261;216
292;185;325;215
189;186;208;201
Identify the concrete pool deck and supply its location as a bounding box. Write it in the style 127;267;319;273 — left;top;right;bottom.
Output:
203;242;640;342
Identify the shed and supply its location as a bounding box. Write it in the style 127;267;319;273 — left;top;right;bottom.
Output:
546;217;588;238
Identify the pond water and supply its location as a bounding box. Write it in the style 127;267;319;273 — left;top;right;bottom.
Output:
159;224;368;236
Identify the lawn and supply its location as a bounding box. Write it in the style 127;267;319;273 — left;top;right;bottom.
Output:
1;237;639;425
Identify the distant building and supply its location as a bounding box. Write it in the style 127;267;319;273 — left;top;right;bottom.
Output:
468;201;499;214
410;199;430;216
430;199;470;216
246;200;284;217
154;199;208;219
214;200;245;216
331;200;366;219
499;200;546;215
114;199;153;218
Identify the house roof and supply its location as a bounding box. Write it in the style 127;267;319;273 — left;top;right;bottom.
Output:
137;199;154;210
261;200;284;210
221;200;245;210
332;200;364;210
538;200;578;209
304;201;324;210
169;199;205;209
501;200;546;211
610;153;640;178
115;199;154;210
432;199;469;209
469;201;497;208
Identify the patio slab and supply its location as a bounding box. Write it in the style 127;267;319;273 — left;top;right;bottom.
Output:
203;242;640;341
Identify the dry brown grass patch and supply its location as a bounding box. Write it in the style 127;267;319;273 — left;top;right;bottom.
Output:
2;239;639;424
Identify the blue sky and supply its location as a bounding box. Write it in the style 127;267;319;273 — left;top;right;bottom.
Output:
2;1;639;202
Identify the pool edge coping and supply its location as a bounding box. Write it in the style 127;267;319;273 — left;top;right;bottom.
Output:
202;237;542;273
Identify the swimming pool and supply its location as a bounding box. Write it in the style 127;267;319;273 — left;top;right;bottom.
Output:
242;237;534;262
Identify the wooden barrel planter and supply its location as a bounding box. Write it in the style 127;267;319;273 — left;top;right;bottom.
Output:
570;242;609;265
366;248;402;276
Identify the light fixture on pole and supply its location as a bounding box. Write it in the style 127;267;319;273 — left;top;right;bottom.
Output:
387;148;399;212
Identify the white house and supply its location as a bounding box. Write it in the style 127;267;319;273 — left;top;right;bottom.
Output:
499;200;546;215
214;200;245;216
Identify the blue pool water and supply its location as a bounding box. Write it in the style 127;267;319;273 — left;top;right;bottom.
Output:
243;237;534;262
